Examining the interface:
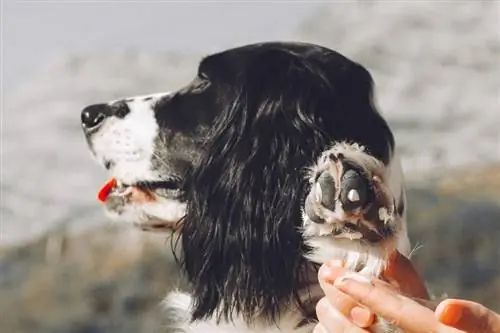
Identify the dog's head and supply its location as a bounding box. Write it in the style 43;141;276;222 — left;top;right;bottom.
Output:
82;42;394;322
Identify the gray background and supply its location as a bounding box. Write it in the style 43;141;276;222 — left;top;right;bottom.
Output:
3;1;314;88
2;1;500;244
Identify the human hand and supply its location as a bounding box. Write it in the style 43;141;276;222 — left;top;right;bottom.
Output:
315;252;431;329
436;299;500;333
314;253;500;333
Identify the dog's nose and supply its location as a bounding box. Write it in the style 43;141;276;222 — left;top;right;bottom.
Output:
81;104;109;129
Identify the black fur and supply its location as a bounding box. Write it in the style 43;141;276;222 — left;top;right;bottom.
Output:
177;42;395;323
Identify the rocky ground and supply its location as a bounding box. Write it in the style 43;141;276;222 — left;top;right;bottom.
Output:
1;165;499;333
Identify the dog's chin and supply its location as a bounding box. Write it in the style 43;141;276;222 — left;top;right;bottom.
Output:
98;178;187;232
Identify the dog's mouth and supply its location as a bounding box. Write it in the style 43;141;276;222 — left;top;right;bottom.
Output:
97;178;181;202
97;178;185;232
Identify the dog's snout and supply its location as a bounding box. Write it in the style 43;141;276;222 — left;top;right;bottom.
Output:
81;104;109;130
110;101;130;118
81;101;131;131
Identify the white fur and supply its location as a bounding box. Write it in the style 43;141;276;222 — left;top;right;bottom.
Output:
308;142;385;184
104;196;186;227
304;236;388;277
91;92;170;185
163;291;317;333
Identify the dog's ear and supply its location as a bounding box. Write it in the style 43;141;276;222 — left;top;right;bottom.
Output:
181;49;330;324
180;48;394;323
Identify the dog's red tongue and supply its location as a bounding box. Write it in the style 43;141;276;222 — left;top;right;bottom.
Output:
97;178;117;202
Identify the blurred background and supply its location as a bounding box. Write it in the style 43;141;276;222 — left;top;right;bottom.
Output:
1;0;499;332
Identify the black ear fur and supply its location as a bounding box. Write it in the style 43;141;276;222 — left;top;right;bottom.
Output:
179;46;394;324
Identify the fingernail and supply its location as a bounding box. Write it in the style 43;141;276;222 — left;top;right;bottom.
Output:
350;306;375;328
334;274;372;288
319;260;343;283
318;265;334;281
334;275;351;287
324;259;343;268
439;303;463;326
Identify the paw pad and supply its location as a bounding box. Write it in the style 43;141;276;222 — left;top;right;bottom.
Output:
317;171;337;211
339;168;369;211
303;144;396;239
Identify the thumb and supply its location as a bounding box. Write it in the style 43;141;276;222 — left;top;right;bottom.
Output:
436;299;500;333
383;251;429;300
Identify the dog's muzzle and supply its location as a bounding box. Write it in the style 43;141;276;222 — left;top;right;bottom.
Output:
81;101;130;134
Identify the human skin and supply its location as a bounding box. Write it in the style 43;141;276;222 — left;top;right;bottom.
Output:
314;252;500;333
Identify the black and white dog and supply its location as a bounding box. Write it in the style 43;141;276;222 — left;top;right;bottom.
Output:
81;42;411;333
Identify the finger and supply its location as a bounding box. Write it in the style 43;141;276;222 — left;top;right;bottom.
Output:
383;251;429;300
319;264;361;316
436;299;500;333
313;323;328;333
350;306;376;328
316;297;366;333
334;273;451;333
319;263;376;327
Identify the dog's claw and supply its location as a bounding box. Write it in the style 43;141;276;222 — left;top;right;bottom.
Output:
347;189;360;202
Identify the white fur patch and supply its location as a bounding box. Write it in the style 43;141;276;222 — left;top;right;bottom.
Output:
90;92;170;184
163;291;317;333
104;196;186;228
304;236;388;277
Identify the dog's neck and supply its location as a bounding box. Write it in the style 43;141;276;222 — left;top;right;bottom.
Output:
164;282;323;333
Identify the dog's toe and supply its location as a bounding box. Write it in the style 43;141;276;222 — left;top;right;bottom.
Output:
303;143;396;234
304;182;326;224
317;171;337;211
339;167;370;213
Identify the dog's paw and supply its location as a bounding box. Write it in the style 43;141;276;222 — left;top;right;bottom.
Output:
303;142;396;242
304;143;406;333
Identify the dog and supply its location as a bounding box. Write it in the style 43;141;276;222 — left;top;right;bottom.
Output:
81;42;411;333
